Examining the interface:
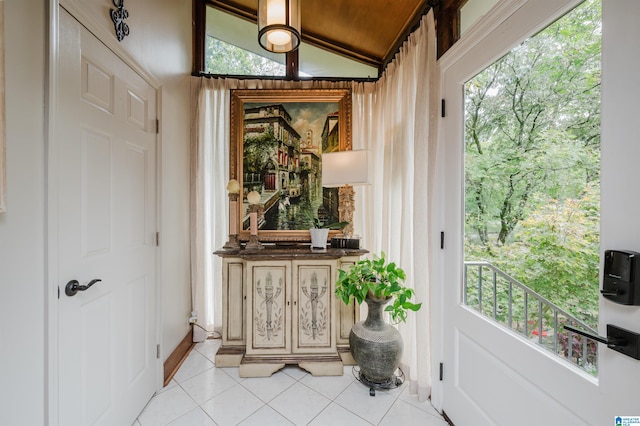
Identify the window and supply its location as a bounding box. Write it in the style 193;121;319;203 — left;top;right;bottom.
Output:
463;0;601;372
204;6;286;77
196;2;377;78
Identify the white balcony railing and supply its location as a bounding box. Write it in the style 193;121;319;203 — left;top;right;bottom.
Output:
464;261;599;375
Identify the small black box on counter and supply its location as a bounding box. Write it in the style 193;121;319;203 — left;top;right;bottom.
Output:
331;237;360;249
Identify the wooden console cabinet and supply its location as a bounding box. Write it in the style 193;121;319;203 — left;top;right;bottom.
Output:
214;246;366;377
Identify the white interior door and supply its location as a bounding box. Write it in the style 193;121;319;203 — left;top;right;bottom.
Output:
56;9;158;426
438;1;607;424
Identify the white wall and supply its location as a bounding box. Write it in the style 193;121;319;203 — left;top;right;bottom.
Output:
0;1;47;425
0;0;192;424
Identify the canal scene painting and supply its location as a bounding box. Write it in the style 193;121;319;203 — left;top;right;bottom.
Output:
229;89;352;241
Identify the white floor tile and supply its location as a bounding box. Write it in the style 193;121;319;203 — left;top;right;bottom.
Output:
158;379;178;394
200;383;264;425
173;350;215;384
136;345;451;426
269;382;331;425
194;339;222;363
308;402;373;426
300;371;355;400
333;381;398;425
239;405;295;426
379;399;449;426
180;366;238;405
398;387;442;417
217;366;246;383
137;386;198;426
280;365;309;381
241;370;297;403
166;407;216;426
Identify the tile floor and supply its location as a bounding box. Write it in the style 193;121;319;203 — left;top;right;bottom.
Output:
134;339;449;426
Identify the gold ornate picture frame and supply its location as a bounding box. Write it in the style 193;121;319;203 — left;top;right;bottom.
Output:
229;89;352;242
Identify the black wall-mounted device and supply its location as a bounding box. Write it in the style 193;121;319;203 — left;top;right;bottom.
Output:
601;249;640;305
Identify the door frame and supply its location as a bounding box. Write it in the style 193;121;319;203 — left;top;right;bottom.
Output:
46;1;163;424
430;0;585;415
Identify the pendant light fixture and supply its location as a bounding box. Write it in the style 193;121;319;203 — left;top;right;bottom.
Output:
258;0;301;53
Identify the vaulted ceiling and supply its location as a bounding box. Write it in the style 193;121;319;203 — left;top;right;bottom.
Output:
205;0;460;75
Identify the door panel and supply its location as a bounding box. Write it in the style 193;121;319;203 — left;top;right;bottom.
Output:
57;8;158;426
81;129;112;257
81;294;112;425
222;260;245;344
247;262;289;353
292;262;334;353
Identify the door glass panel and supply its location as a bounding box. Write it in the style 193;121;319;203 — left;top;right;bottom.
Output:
463;0;601;374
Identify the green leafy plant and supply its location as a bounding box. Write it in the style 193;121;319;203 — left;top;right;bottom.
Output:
335;252;421;323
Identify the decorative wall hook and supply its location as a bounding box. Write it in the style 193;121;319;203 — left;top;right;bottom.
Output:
110;0;130;42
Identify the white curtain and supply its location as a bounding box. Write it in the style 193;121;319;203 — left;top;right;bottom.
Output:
353;10;438;401
191;78;230;341
192;9;438;400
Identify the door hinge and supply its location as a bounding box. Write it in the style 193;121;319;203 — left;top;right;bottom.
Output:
155;119;160;134
440;231;445;249
155;232;160;247
156;344;161;359
441;99;446;118
58;286;60;299
439;362;444;381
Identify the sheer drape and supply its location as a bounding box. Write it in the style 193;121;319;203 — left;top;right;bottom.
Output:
191;78;230;341
353;10;438;400
192;9;437;401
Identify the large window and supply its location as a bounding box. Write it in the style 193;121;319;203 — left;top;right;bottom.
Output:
462;0;601;369
199;4;377;78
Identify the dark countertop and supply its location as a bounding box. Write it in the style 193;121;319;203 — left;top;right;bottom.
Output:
214;244;368;260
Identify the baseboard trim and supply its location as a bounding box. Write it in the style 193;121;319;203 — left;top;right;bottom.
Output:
163;328;195;387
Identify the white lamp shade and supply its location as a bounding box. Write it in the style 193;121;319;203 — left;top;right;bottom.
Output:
321;150;370;187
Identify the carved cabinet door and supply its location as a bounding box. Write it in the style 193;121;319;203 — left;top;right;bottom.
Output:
292;260;336;353
246;261;291;355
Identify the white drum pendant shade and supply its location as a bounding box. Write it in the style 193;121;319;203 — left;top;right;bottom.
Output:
258;0;301;53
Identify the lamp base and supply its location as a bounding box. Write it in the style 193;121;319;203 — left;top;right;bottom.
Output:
223;235;241;250
245;234;264;251
338;184;355;237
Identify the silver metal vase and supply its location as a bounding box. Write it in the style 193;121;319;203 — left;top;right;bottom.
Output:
349;295;403;385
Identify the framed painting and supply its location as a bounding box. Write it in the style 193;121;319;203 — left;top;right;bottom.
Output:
229;88;352;242
0;0;6;213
